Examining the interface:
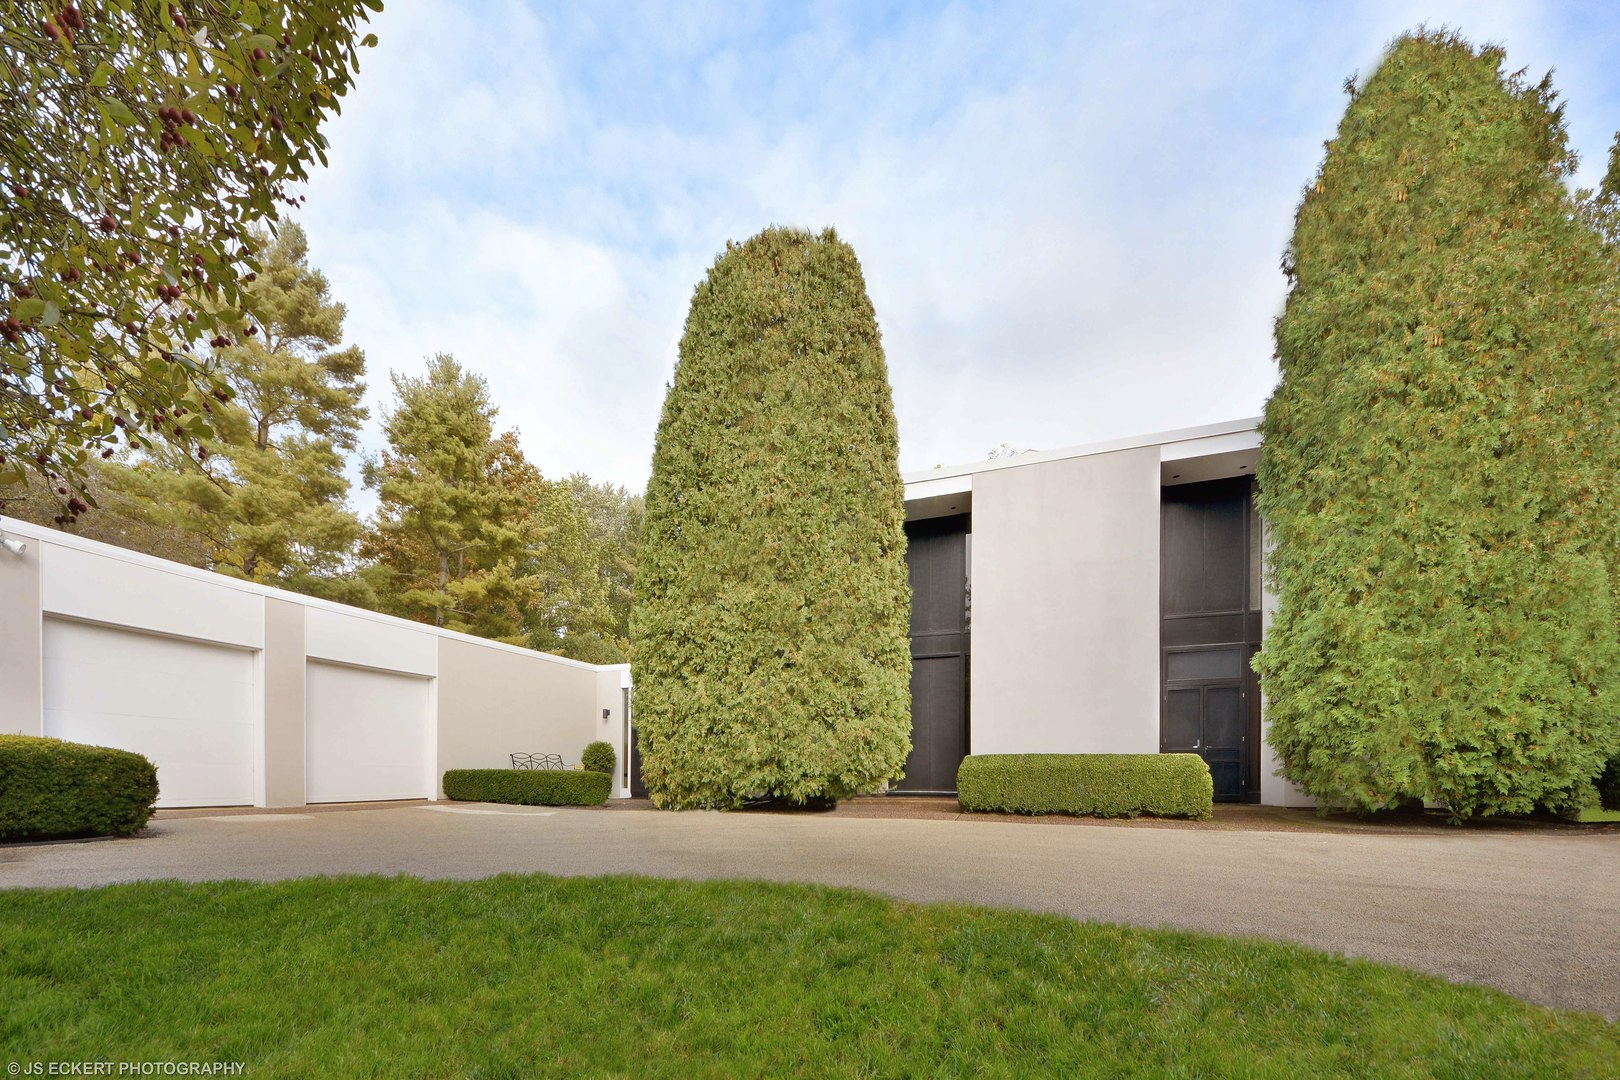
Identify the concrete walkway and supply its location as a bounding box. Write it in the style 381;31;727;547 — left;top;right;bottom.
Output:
3;803;1616;1019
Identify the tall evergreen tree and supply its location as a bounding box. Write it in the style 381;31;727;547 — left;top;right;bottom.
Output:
632;226;912;809
552;475;643;664
1256;30;1620;818
365;355;526;637
118;223;369;600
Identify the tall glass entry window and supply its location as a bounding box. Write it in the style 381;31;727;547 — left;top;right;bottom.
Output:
899;514;970;793
1160;478;1262;801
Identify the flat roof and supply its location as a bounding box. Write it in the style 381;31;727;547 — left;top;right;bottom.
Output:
902;417;1261;485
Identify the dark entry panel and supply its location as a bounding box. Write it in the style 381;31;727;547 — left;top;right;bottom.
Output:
903;655;967;792
629;728;647;798
899;515;969;793
1161;479;1261;802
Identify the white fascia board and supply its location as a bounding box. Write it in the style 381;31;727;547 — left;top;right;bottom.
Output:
904;473;972;501
0;514;613;673
903;417;1262;486
1160;428;1263;462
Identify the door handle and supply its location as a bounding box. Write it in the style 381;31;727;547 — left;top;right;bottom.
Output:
1193;740;1200;749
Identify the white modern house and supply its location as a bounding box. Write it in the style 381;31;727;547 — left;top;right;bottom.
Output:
0;515;632;807
3;415;1315;811
897;417;1310;807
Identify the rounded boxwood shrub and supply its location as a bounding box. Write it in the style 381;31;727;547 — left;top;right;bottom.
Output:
956;754;1213;820
581;741;616;775
632;226;912;810
0;735;159;841
442;769;611;807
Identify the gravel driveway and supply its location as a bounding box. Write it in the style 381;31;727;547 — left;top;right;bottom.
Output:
3;802;1616;1019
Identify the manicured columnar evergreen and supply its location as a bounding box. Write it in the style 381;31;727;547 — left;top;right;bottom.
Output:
1257;31;1620;817
632;227;912;809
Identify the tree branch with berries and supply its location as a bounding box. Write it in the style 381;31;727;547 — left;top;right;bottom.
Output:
0;0;381;518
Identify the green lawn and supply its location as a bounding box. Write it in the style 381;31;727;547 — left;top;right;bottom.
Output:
2;875;1614;1078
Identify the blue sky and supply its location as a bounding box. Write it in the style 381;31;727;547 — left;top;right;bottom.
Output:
296;1;1620;501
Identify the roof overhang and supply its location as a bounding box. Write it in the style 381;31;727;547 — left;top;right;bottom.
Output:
903;417;1261;520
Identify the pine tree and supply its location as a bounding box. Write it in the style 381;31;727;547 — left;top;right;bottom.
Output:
364;356;540;642
632;226;912;809
0;455;210;567
1256;30;1620;818
119;222;369;601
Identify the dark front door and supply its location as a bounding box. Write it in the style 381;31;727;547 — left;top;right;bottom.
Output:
898;514;969;793
1161;478;1261;801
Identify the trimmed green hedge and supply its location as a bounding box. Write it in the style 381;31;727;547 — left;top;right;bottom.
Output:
443;769;612;807
956;754;1213;820
0;735;159;841
581;741;616;775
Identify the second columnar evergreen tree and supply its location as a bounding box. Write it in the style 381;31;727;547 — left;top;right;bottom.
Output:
632;227;912;809
1256;30;1620;818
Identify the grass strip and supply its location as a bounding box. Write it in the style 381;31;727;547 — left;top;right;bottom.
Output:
2;874;1614;1078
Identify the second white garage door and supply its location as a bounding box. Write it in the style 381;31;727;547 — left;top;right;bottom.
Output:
304;660;431;803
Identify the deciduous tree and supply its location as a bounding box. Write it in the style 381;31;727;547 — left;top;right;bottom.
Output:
0;0;380;498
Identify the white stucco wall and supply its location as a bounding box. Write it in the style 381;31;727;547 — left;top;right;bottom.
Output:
435;635;599;794
967;446;1162;754
0;515;631;806
43;540;263;649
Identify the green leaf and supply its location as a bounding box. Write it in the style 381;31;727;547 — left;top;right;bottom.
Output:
41;302;60;328
98;99;139;128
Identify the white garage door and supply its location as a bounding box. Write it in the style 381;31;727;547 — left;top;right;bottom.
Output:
43;618;256;808
305;661;431;803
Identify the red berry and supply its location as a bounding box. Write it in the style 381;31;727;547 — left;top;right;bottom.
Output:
98;214;117;233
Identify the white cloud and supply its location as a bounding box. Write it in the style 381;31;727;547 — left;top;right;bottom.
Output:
294;0;1620;508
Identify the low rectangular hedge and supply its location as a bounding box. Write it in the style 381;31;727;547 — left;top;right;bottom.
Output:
956;753;1213;820
443;769;612;807
0;735;159;841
